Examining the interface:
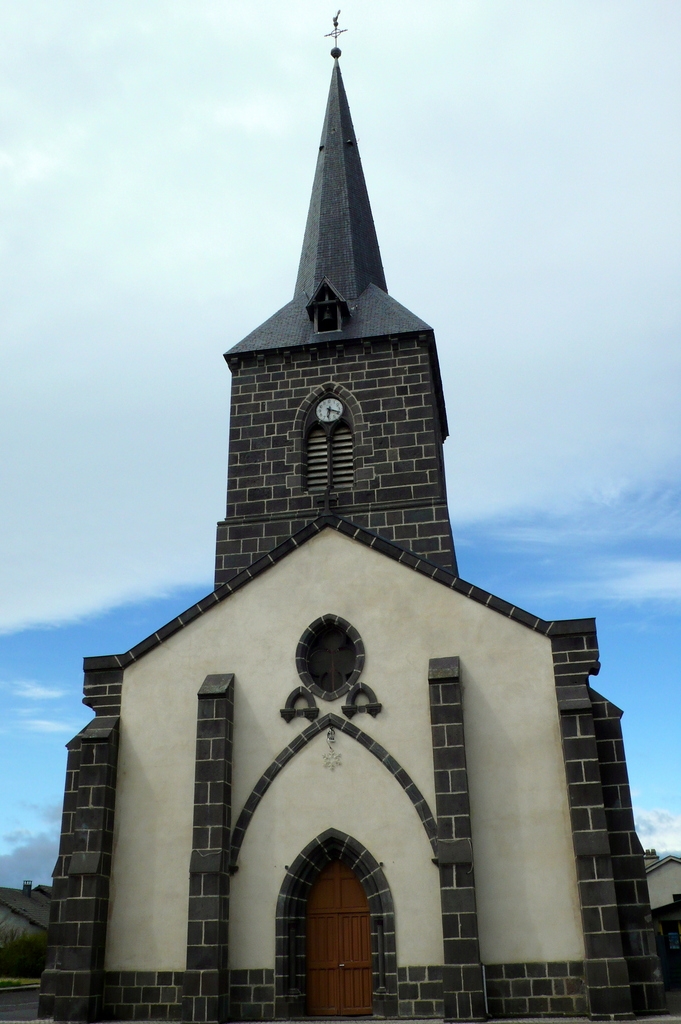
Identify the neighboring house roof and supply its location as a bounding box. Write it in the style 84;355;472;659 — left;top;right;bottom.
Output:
651;899;681;917
646;855;681;874
0;887;50;930
83;514;596;674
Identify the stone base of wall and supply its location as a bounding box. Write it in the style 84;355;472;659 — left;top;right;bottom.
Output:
96;962;591;1020
626;953;667;1014
485;961;587;1017
103;970;184;1020
102;969;277;1022
397;965;444;1017
230;968;275;1020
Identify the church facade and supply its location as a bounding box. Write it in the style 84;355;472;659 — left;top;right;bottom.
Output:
39;52;664;1024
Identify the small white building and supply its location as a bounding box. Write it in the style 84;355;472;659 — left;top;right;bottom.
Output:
0;883;50;939
645;854;681;989
646;855;681;912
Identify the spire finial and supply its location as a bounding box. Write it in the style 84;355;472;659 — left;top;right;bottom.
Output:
325;9;346;58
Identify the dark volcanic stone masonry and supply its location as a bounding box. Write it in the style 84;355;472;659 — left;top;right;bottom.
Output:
428;657;486;1022
484;961;587;1018
397;965;445;1018
215;332;456;584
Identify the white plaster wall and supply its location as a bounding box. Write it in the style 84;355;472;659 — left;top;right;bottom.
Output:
647;859;681;910
230;736;442;968
0;905;43;936
105;651;198;970
106;527;584;971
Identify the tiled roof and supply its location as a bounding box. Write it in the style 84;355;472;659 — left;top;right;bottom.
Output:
0;887;50;930
228;283;431;354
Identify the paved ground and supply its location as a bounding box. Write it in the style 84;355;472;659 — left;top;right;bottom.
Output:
0;989;40;1022
1;988;679;1024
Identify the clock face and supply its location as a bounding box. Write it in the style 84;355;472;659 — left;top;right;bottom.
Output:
316;397;344;423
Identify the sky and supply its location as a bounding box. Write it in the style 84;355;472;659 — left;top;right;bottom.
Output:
0;0;679;887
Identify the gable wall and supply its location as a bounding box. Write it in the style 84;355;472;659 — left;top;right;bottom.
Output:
105;528;583;973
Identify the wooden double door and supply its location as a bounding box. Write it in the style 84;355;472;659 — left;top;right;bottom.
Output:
306;860;373;1016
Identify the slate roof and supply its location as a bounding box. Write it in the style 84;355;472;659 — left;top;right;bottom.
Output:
295;57;386;302
0;887;50;930
651;898;681;914
229;283;431;354
84;515;595;673
228;58;430;356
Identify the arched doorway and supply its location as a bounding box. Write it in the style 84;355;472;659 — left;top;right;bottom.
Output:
306;860;372;1015
274;829;397;1018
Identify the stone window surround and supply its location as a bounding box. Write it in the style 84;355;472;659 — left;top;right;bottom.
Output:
295;612;365;700
288;379;369;494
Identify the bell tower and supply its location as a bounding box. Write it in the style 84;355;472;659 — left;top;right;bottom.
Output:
215;50;456;586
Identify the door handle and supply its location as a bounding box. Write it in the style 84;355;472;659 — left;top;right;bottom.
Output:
339;963;344;967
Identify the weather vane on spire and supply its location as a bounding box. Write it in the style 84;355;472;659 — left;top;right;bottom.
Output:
325;10;347;58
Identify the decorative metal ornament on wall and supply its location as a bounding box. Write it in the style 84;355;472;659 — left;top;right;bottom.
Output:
296;613;365;700
322;726;342;771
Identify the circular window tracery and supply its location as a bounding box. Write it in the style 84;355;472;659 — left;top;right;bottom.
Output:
296;614;364;700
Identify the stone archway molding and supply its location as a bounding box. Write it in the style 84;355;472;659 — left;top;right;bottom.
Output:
274;828;398;1018
229;713;437;868
286;380;371;490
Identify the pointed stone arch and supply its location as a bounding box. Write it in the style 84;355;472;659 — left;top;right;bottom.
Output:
274;829;397;1018
228;713;437;869
286;381;372;492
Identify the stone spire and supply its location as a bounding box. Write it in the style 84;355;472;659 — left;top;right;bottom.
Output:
294;56;387;302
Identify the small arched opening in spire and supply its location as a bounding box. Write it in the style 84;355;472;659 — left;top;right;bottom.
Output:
307;278;349;334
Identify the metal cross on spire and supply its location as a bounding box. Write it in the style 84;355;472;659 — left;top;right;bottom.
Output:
325;10;347;56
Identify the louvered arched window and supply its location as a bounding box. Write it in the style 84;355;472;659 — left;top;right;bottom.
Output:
307;426;329;492
331;424;353;489
305;422;354;493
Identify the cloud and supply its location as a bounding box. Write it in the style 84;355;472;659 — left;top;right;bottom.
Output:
599;560;681;603
635;808;681;856
21;804;62;828
6;681;65;700
23;719;78;734
0;830;58;889
0;806;61;888
453;485;681;609
538;557;681;607
526;556;681;606
0;2;679;632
